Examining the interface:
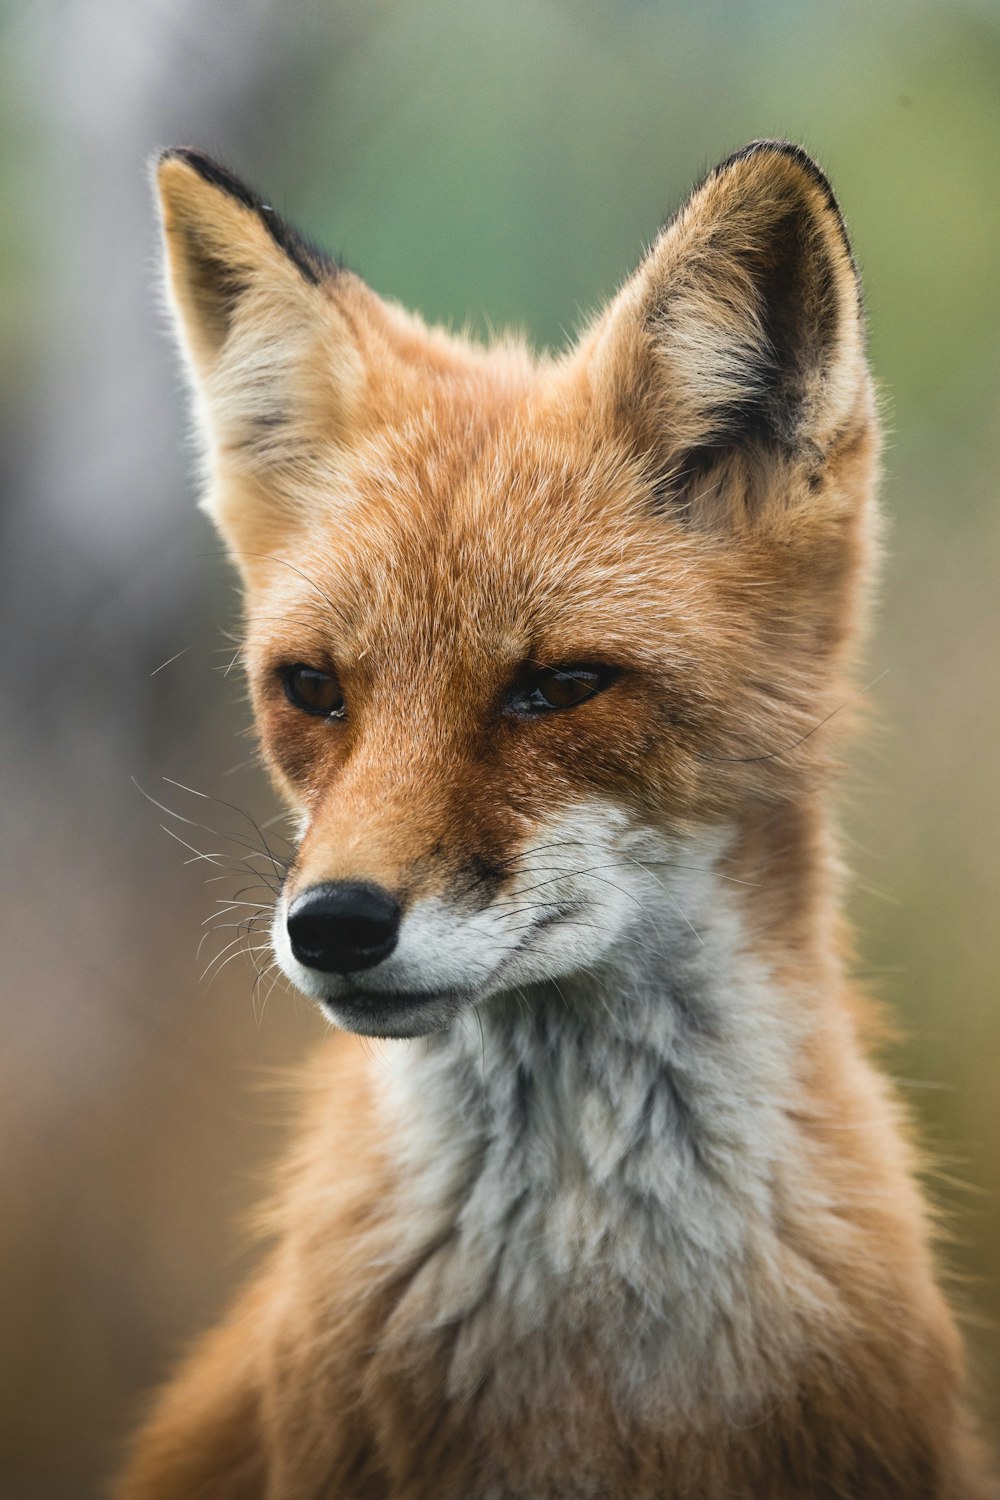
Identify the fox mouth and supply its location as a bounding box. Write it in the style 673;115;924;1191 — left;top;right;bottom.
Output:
277;888;613;1039
320;986;471;1039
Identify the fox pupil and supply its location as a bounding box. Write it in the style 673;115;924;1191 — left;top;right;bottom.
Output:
283;664;346;718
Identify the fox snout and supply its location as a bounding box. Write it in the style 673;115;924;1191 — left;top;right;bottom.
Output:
285;881;402;975
270;794;669;1039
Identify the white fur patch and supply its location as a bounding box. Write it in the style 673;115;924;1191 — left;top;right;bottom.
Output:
364;808;810;1424
271;802;654;1032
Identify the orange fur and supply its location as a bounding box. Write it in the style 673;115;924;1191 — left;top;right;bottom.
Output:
115;143;997;1498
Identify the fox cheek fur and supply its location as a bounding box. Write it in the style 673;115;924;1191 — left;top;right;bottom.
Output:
114;142;997;1498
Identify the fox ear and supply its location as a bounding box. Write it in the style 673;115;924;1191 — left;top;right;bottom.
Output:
154;150;364;534
587;141;872;525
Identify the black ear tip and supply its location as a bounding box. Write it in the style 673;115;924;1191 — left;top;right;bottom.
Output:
713;139;854;267
718;139;832;188
155;147;262;215
157;145;205;168
153;146;340;290
156;146;226;176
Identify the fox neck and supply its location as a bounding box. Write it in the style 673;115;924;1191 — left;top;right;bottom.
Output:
378;803;845;1410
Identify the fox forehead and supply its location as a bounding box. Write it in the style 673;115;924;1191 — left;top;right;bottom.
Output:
241;381;718;678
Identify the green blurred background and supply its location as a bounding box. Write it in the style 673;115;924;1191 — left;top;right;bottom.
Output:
1;1;997;1493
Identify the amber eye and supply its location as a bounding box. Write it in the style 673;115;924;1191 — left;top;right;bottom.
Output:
507;664;615;716
281;664;346;719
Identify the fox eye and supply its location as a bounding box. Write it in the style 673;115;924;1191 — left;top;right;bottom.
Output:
507;664;615;716
281;664;346;719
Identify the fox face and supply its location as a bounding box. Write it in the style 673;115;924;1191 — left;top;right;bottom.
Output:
157;142;877;1037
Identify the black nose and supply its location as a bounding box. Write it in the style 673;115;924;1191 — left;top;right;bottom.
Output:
286;881;401;975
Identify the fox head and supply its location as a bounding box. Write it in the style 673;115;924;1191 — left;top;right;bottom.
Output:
156;142;878;1038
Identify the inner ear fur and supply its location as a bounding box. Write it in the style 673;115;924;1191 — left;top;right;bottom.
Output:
586;141;872;523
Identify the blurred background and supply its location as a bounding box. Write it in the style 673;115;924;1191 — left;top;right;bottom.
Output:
1;0;998;1493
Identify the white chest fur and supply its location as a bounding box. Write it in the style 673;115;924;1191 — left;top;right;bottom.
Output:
375;845;811;1419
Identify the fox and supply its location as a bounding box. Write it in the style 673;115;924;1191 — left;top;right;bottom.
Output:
116;141;996;1499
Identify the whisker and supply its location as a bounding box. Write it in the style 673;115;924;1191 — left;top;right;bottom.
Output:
212;898;276;909
161;774;293;860
202;939;270;987
196;916;267;961
150;645;192;676
137;778;289;873
230;551;340;615
628;858;760;889
253;960;283;1029
661;889;703;944
222;881;279;903
495;863;674;961
221;756;263;778
500;916;669;961
158;822;228;868
698;668;889;766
